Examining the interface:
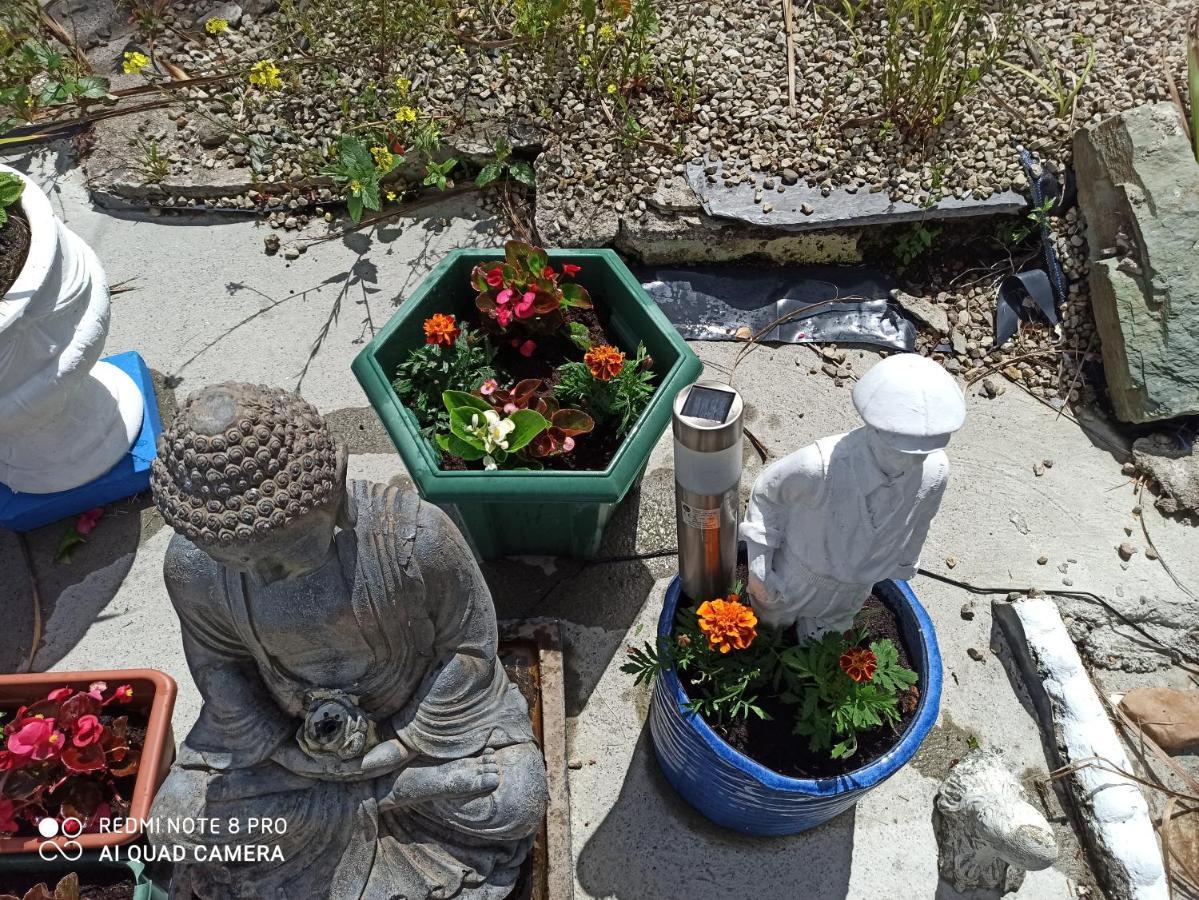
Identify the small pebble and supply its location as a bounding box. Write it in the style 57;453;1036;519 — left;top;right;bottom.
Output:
960;603;975;621
1033;462;1045;477
1117;542;1136;561
568;759;583;770
945;556;958;569
967;647;985;662
1145;546;1159;560
1037;555;1049;565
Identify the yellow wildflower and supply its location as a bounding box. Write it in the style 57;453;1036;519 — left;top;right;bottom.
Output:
204;17;229;34
122;51;150;75
598;23;615;41
578;53;591;68
394;105;417;123
606;82;617;94
248;60;283;90
370;146;394;170
576;22;585;34
394;76;411;98
349;179;362;195
386;190;397;202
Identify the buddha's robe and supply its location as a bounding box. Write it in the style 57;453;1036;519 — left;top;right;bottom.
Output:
150;482;546;900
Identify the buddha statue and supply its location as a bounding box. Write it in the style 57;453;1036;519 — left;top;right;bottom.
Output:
0;164;144;494
148;382;547;900
740;354;966;637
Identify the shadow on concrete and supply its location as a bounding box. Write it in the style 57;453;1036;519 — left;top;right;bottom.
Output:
14;493;157;673
576;726;855;900
934;881;1006;900
483;479;670;716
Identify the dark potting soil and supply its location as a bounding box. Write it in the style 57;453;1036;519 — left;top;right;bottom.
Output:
679;588;920;780
437;302;653;473
0;206;31;298
0;869;134;900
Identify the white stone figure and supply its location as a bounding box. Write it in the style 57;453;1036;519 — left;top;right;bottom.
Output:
933;748;1058;894
0;164;143;494
740;354;965;636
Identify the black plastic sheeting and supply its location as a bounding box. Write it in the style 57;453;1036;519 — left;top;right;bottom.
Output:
634;265;916;351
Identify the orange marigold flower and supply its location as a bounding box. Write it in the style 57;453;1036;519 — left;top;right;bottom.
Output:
423;313;460;348
696;597;758;654
584;344;625;381
839;647;877;683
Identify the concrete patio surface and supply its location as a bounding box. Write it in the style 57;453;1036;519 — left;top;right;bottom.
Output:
3;147;1198;899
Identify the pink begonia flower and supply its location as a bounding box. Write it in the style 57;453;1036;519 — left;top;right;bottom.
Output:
110;684;134;704
563;437;576;452
479;379;498;396
72;714;104;748
503;403;518;414
87;681;107;701
496;288;514;306
0;798;18;834
495;306;513;327
518;340;537;358
46;687;73;702
75;507;104;536
514;291;537;320
7;717;66;760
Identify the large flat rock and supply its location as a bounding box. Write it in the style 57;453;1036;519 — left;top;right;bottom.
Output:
1074;103;1199;423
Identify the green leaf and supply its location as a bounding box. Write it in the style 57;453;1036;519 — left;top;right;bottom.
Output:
559;282;592;309
476;162;503;187
360;179;381;212
504;408;550;452
75;76;111;99
567;321;591;351
509;161;536;186
448;406;486;444
339;135;372;171
346;192;364;223
0;173;24;208
436;431;486;461
443;390;491;413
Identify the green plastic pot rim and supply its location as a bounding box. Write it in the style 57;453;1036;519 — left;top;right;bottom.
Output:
352;247;701;505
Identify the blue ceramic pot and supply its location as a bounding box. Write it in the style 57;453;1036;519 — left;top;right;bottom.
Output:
648;577;942;835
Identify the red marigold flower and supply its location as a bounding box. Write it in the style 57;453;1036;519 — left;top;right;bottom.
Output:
7;717;66;760
72;714;104;748
696;597;758;654
423;313;460;348
518;340;537;358
485;265;505;288
584;344;625;381
562;263;581;277
839;647;878;683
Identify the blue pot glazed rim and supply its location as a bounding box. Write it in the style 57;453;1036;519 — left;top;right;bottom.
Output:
657;576;942;796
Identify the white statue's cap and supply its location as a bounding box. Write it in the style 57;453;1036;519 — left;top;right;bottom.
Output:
852;354;966;454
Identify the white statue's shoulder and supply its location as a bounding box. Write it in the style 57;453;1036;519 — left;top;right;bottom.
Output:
752;433;848;504
921;448;951;490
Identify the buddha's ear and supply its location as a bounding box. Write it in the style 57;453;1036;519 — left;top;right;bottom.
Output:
334;441;357;530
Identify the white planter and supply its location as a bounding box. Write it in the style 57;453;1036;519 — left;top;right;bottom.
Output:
0;165;143;494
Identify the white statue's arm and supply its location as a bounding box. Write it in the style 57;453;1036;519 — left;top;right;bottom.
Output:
740;446;823;601
892;464;949;581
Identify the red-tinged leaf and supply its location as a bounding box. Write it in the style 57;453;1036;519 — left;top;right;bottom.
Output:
17;883;53;900
504;240;548;275
531;290;559;315
511;379;542;404
475;292;497;314
469;264;490;292
20;700;61;722
57;693;99;730
55;776;105;823
60;743;106;774
551;409;594;436
109;748;140;778
560;282;593;309
101;716;129;761
53;872;80;900
535;396;559;418
3;767;50;801
4;706;29;736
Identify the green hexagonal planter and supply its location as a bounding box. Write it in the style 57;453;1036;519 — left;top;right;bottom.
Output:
352;248;702;559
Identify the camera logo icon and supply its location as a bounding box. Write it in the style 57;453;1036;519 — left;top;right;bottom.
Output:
37;817;84;861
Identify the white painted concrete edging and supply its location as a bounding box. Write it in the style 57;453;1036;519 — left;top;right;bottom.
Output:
994;596;1169;900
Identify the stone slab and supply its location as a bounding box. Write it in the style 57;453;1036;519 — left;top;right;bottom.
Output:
0;351;162;532
1074;102;1199;423
685;160;1026;233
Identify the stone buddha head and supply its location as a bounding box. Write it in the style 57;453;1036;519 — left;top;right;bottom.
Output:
151;383;348;583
